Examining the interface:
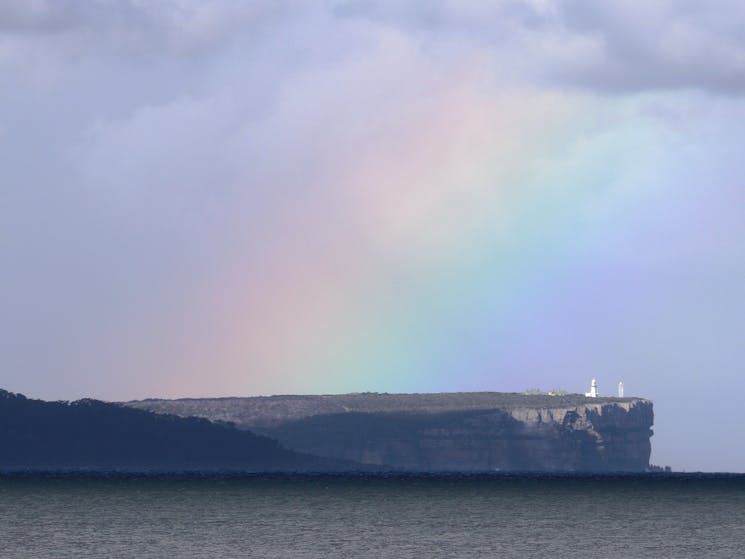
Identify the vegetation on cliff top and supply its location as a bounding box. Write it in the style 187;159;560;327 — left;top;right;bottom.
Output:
127;391;647;428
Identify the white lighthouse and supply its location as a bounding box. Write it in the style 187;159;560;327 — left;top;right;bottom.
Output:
585;378;598;398
618;381;624;398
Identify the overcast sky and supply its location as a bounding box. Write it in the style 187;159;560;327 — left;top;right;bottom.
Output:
2;0;745;471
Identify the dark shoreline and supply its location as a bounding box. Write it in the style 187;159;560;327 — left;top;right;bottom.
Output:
1;470;744;481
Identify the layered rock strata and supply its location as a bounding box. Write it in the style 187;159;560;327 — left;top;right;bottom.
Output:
128;393;654;472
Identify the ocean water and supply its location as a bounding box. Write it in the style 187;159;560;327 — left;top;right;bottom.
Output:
0;473;743;558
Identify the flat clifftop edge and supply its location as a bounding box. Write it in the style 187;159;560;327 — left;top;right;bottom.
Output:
128;391;649;413
130;391;649;405
126;392;651;429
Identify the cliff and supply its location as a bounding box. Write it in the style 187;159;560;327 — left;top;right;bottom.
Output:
0;389;357;471
127;392;654;472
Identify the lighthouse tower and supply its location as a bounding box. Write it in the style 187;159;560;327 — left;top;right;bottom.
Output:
618;381;624;398
585;378;598;398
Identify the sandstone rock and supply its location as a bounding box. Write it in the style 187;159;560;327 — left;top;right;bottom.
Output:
127;393;654;472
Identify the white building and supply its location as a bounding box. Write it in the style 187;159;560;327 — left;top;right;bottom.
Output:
618;381;624;398
585;378;598;398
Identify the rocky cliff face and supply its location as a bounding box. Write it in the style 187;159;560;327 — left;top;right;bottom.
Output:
260;400;653;472
128;393;654;472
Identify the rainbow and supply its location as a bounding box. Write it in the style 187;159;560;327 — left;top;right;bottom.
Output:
170;90;670;398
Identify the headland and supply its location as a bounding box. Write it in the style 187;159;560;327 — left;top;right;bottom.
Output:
128;392;654;472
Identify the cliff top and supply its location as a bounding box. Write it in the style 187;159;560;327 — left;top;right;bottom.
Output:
127;392;649;428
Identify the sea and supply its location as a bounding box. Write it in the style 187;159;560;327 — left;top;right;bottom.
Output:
0;473;743;558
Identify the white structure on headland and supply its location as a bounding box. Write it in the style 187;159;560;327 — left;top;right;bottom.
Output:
585;378;598;398
618;381;624;398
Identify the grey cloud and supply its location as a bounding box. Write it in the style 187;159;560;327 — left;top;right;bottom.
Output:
7;1;745;94
0;0;85;34
0;0;288;57
555;0;745;94
336;0;745;95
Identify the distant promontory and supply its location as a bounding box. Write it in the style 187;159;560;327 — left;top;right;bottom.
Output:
128;392;654;472
0;388;653;472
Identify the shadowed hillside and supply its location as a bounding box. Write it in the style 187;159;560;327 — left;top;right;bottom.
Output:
0;389;357;471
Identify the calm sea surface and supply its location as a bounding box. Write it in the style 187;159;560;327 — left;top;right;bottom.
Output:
1;473;743;558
